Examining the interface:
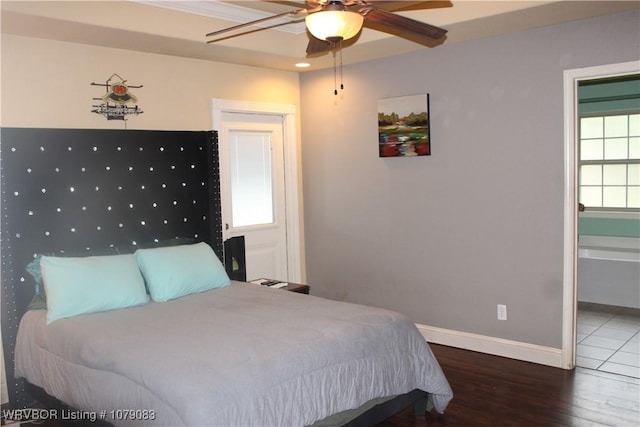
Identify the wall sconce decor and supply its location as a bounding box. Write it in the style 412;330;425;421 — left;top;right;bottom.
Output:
91;73;143;121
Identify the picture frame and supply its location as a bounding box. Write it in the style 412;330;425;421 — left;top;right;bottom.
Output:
378;93;430;157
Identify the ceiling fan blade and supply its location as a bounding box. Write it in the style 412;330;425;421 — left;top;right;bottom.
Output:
362;1;452;12
361;7;447;44
263;1;315;8
206;8;306;40
306;36;332;54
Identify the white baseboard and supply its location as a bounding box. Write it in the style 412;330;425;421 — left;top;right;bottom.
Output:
416;323;564;368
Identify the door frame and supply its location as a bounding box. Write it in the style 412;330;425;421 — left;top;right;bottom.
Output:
561;60;640;369
211;99;302;282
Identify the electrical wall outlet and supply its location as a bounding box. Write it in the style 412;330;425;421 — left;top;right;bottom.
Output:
497;304;507;320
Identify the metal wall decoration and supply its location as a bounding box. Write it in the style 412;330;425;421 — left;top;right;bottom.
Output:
91;73;143;121
378;94;431;157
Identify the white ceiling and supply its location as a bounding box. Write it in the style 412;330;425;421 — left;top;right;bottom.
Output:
1;1;638;72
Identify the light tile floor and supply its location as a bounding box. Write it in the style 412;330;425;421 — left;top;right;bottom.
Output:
576;303;640;378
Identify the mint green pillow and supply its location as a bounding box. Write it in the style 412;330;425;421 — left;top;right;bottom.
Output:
41;254;150;324
135;242;230;302
25;238;195;311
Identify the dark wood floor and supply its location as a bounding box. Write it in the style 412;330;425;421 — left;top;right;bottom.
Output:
378;344;640;427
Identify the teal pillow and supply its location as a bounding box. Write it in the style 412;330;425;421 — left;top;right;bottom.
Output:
135;242;230;302
41;254;150;324
26;247;121;311
25;238;195;310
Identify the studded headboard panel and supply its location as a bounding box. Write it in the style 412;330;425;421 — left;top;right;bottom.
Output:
0;128;222;408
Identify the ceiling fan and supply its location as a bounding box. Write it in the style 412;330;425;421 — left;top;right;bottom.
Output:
206;1;449;55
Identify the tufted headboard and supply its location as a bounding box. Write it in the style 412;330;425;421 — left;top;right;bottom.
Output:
0;128;223;408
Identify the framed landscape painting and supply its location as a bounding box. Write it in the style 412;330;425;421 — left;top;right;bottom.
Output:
378;93;430;157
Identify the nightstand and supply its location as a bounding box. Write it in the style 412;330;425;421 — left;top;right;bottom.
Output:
282;282;310;294
250;278;310;294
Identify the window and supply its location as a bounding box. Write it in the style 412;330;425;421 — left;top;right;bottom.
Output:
578;74;640;211
229;131;274;227
579;113;640;209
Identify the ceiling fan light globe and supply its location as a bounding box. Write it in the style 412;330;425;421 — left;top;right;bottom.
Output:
305;10;364;42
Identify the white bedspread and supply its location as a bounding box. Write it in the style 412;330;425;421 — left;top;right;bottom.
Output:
15;282;453;426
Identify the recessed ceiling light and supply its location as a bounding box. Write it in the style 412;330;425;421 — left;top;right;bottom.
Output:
295;62;311;68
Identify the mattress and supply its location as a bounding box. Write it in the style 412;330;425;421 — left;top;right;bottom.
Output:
15;281;453;426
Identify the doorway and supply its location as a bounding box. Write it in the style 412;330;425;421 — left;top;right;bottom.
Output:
212;99;302;283
562;60;640;370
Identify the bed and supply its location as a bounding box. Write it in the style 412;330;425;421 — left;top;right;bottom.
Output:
1;128;452;426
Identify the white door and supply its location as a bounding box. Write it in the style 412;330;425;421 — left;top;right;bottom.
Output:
219;112;288;281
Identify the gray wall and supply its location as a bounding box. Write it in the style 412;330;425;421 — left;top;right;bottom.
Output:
299;10;640;349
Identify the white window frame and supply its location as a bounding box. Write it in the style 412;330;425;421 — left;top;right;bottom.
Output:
578;111;639;211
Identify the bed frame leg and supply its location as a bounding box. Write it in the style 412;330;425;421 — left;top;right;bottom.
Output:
414;393;435;415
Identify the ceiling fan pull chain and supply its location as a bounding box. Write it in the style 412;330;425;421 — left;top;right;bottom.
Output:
339;40;344;91
330;40;344;96
333;49;338;95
